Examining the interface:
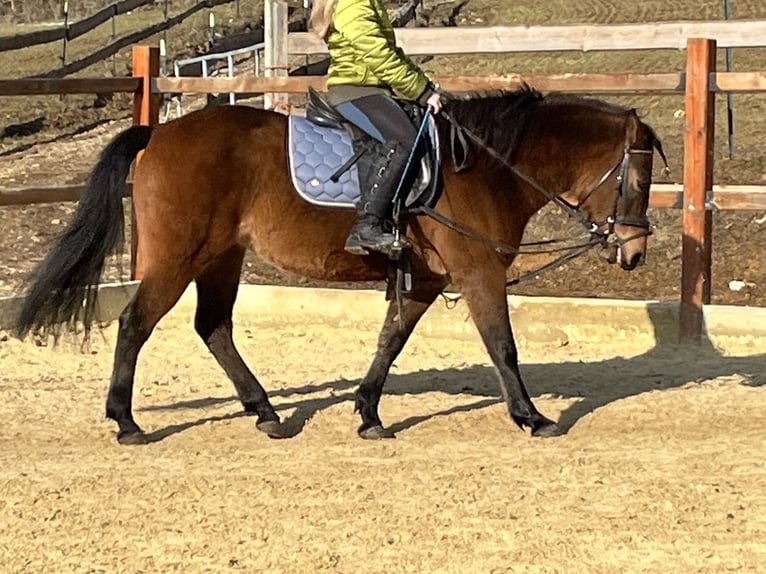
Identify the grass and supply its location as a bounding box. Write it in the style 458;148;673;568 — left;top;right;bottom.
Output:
1;0;268;77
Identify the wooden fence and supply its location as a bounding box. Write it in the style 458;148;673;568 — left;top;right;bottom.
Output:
0;0;236;78
0;0;154;52
2;21;766;341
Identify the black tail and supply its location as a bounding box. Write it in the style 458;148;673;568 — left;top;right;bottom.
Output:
15;125;152;338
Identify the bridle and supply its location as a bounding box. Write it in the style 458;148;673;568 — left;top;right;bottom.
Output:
563;143;656;261
507;140;654;238
412;111;666;286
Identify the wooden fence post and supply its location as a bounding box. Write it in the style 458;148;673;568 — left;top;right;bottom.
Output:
680;38;715;342
264;0;289;111
131;45;160;280
132;45;160;127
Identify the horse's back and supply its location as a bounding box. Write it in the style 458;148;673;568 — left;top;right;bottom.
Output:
140;105;285;168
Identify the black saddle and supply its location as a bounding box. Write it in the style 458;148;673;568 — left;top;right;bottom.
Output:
306;87;347;130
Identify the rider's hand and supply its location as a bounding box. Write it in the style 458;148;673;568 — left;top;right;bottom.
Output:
426;92;442;115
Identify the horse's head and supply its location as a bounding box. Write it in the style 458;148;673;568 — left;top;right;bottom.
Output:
440;90;667;272
561;110;665;271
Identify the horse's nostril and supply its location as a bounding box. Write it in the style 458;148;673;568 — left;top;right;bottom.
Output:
622;251;643;271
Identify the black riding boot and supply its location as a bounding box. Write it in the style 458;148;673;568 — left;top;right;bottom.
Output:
345;141;410;256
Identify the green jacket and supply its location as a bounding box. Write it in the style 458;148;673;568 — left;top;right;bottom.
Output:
325;0;432;100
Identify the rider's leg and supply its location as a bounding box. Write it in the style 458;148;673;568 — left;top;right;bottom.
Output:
344;140;410;255
335;94;418;255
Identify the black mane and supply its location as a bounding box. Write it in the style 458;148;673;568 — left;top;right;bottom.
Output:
440;85;632;166
441;85;543;165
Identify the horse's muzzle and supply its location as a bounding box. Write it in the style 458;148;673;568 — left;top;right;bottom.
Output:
620;249;644;271
611;225;649;271
599;235;647;270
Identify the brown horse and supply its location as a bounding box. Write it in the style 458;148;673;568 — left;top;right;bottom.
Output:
16;87;664;444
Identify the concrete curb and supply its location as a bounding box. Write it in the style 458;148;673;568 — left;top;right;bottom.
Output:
1;283;764;349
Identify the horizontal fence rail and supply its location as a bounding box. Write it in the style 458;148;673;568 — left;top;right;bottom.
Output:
289;20;766;55
0;77;141;95
7;17;766;56
0;184;132;206
3;183;764;210
3;71;766;97
150;71;766;94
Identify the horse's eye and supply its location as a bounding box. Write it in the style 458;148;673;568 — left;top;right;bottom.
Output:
636;179;651;192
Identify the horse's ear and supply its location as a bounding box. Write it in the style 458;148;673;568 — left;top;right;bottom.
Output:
625;108;641;145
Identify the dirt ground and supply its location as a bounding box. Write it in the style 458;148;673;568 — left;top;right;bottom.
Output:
1;304;764;573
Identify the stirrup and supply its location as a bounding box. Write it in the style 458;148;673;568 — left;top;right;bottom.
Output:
386;235;412;261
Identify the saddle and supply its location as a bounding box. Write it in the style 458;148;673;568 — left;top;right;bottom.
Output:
286;87;441;210
305;86;347;129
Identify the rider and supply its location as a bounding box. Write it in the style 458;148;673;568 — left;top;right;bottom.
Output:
309;0;443;255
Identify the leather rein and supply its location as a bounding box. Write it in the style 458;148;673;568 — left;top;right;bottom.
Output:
412;111;667;288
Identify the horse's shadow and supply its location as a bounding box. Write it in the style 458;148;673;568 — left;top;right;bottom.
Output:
138;322;764;442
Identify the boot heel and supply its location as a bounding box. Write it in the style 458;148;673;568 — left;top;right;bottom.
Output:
344;241;370;256
344;232;375;255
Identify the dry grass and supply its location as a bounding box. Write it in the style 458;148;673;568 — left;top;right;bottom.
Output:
1;0;269;76
1;0;265;23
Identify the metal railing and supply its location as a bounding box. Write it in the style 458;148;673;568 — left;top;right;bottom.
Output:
169;42;265;117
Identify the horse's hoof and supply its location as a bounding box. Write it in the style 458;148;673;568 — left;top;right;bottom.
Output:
358;425;395;440
256;419;283;439
531;420;560;438
117;430;148;445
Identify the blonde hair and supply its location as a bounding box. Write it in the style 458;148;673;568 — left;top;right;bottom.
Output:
309;0;339;39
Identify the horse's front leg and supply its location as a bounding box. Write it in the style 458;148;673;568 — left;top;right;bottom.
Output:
355;284;442;439
459;276;559;437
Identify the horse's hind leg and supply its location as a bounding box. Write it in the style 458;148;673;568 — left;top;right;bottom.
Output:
459;277;559;437
194;246;280;437
106;271;191;445
356;284;442;439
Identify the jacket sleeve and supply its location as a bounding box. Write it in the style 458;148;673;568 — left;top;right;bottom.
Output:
332;0;431;100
